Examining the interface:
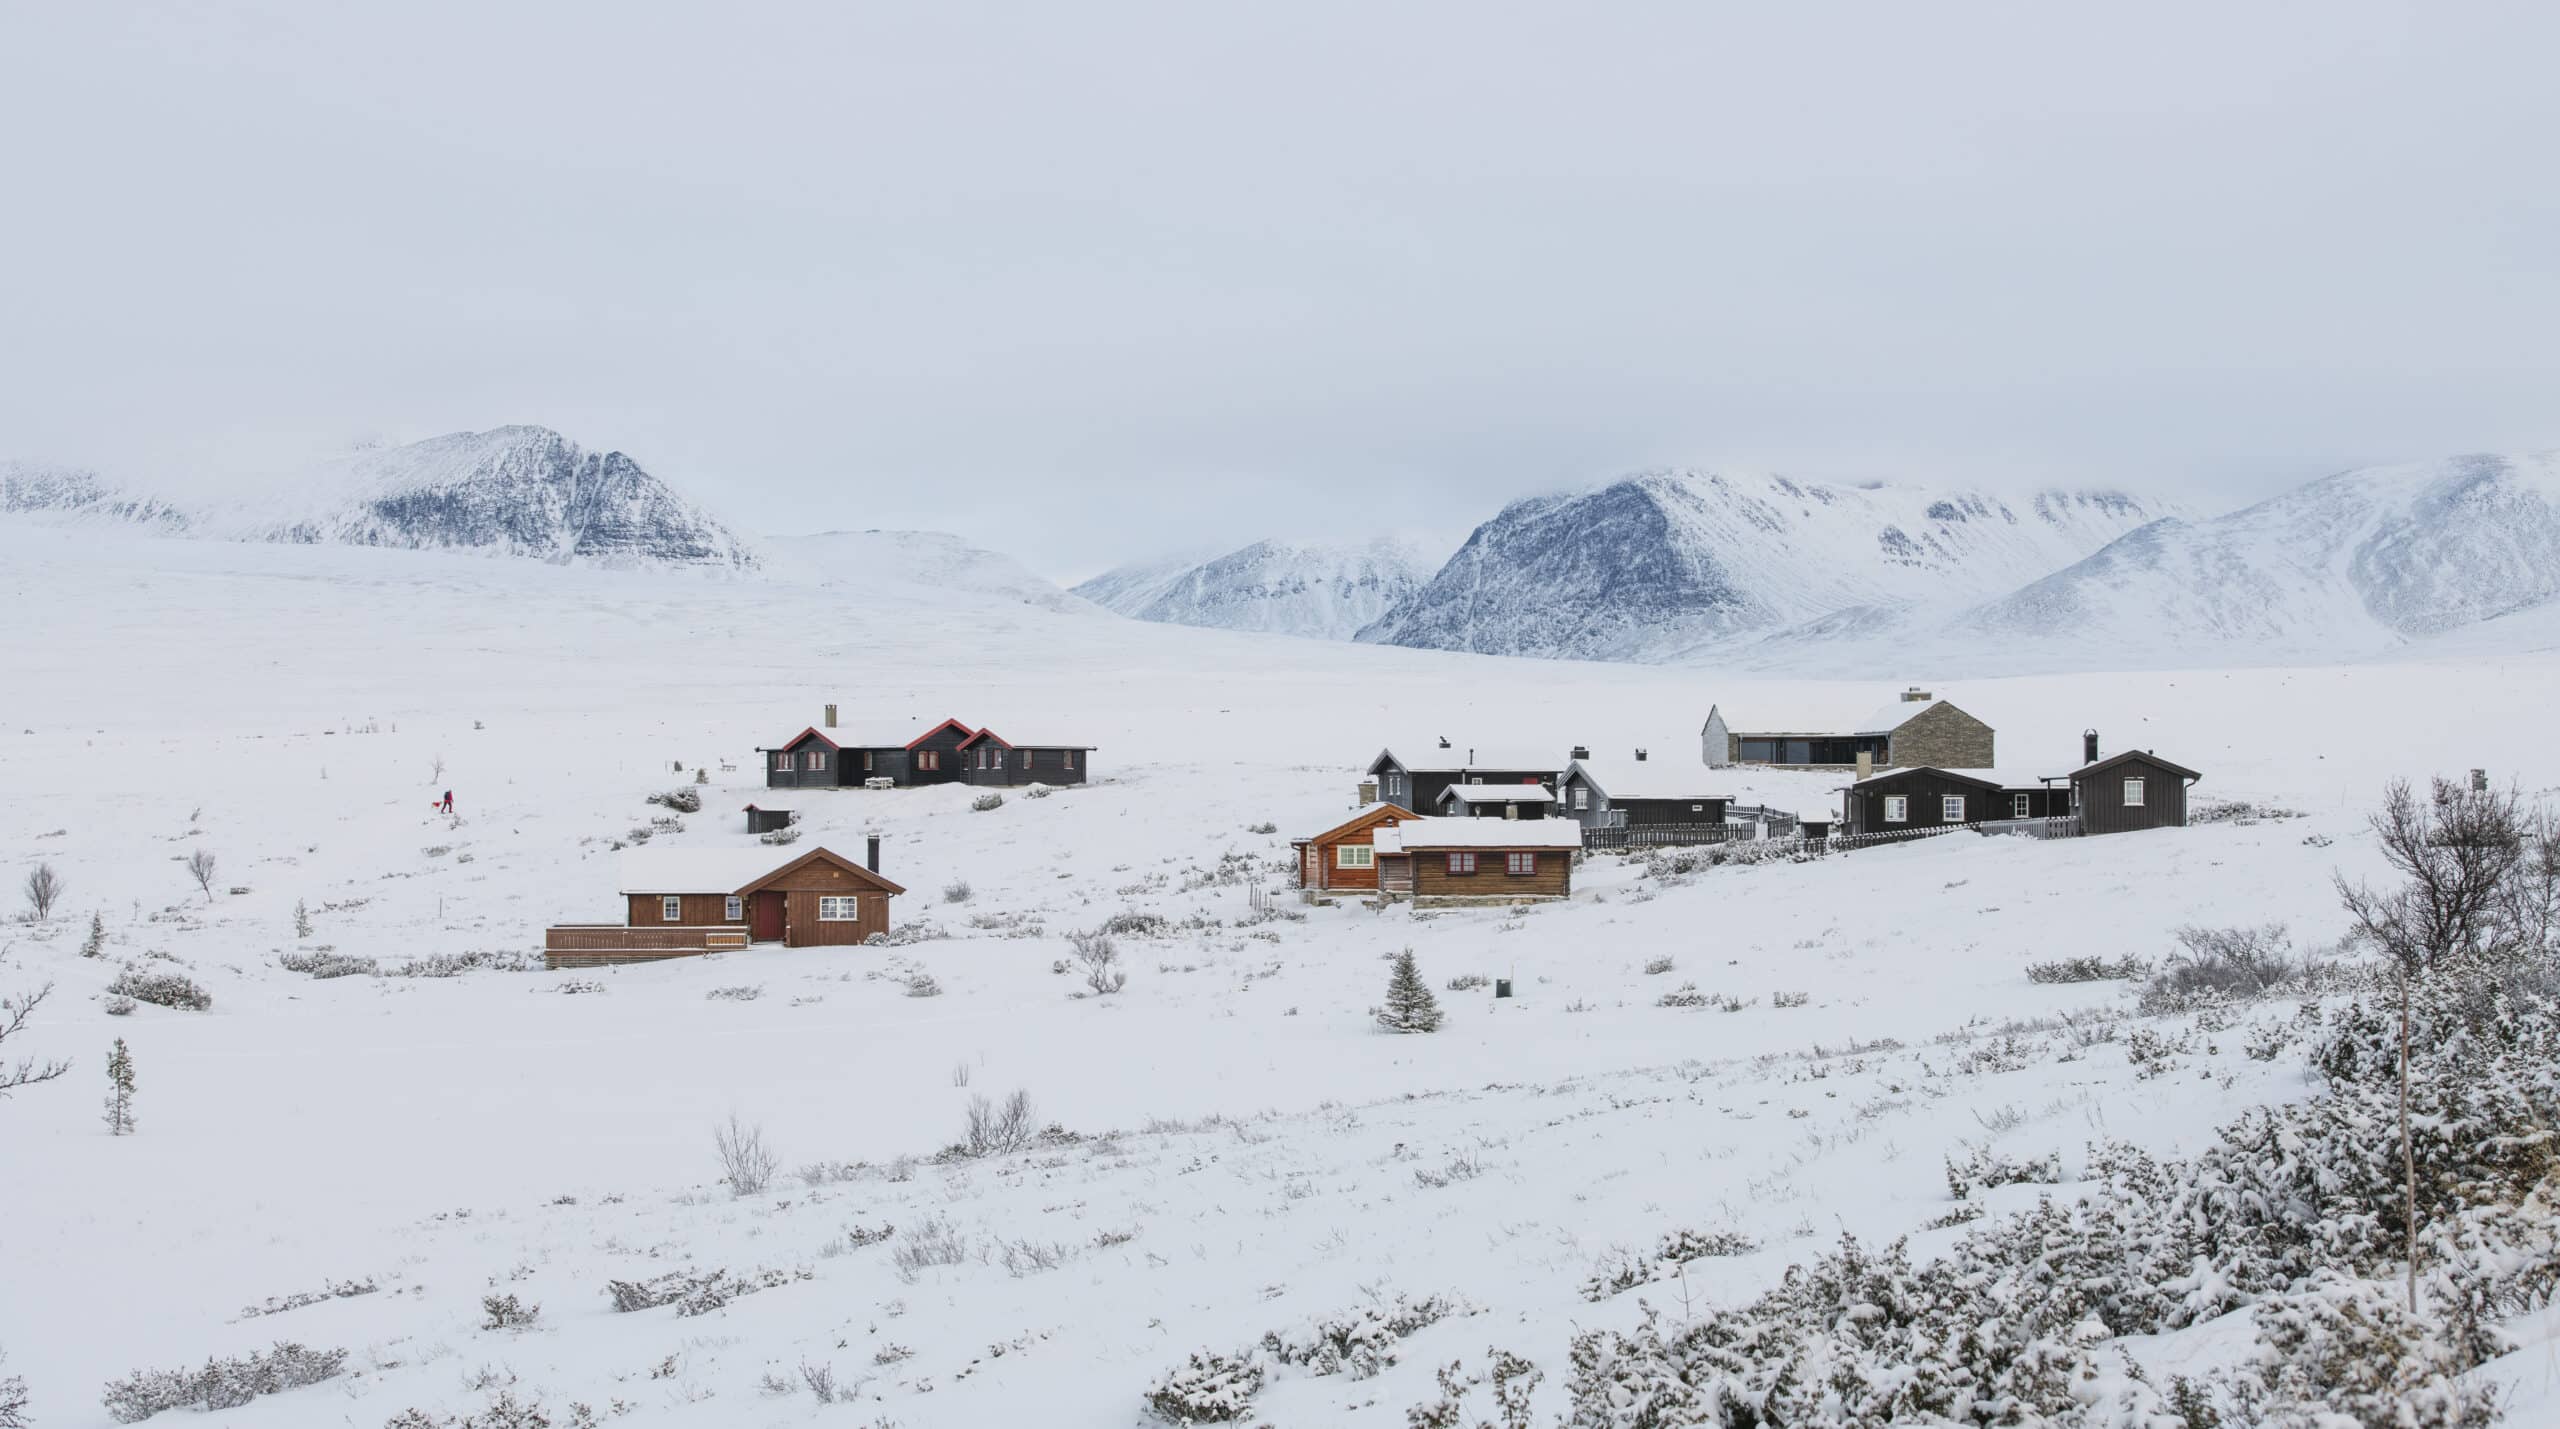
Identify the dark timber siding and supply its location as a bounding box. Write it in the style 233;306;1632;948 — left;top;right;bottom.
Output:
1409;849;1572;900
1615;796;1729;827
2075;755;2191;835
765;732;850;789
905;724;972;785
626;893;749;927
1840;770;2001;836
964;746;1093;786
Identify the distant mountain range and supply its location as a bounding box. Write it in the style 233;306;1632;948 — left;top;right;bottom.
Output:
1072;537;1435;641
0;426;753;568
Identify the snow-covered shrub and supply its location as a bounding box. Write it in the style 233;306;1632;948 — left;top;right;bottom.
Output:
1654;982;1708;1008
646;787;702;814
0;1348;26;1429
1144;1350;1265;1423
1246;821;1277;834
1580;1227;1760;1302
2139;922;2299;1011
1771;989;1810;1008
1100;910;1170;938
903;971;942;997
758;826;801;846
1022;783;1054;798
101;1341;346;1423
1641;955;1676;975
278;948;376;979
1408;1350;1542;1429
957;1089;1039;1157
106;967;211;1011
676;1266;811;1317
971;792;1005;812
942;879;973;904
386;950;529;977
2025;953;2150;984
2227;1272;2500;1428
1072;931;1126;996
607;1269;716;1314
1377;949;1443;1033
479;1293;539;1330
891;1219;974;1282
103;994;136;1016
1446;973;1489;991
703;984;761;1002
1261;1293;1467;1380
81;911;107;957
1944;1143;2064;1200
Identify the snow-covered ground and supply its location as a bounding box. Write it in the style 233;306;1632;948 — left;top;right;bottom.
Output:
2;524;2556;1425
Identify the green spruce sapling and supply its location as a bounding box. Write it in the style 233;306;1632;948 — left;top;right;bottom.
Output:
104;1036;136;1135
1377;948;1445;1033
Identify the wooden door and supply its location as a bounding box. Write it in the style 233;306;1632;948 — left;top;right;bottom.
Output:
750;892;785;942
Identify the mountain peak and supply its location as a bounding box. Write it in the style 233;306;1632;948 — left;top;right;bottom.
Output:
1077;536;1438;640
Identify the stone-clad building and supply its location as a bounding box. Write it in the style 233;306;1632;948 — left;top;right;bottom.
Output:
1703;688;1994;771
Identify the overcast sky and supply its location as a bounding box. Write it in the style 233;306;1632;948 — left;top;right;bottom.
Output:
5;3;2557;580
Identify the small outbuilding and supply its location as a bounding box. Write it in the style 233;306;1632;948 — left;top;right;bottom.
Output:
1557;754;1731;830
1371;818;1582;905
743;804;795;835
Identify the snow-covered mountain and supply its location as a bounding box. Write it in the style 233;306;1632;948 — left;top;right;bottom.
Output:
209;426;756;568
1076;537;1437;640
1959;451;2560;660
1358;470;2165;661
766;529;1094;613
0;461;191;530
0;427;755;568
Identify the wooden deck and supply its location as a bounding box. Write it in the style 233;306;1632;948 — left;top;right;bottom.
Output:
542;924;751;969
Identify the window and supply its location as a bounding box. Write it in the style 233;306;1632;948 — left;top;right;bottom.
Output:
917;750;938;771
863;751;874;771
1884;796;1909;823
1573;786;1590;810
1337;845;1374;869
805;750;826;771
2123;778;2145;807
819;895;859;921
1446;852;1478;875
1506;852;1536;876
1942;795;1965;822
1065;750;1077;770
724;896;743;921
660;896;682;922
772;752;791;772
2013;793;2031;818
1691;804;1703;813
1385;773;1403;799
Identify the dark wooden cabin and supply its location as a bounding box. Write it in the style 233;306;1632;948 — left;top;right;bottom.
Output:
2070;751;2200;835
760;718;980;789
1290;804;1412;894
545;841;908;967
1366;741;1562;813
1556;755;1731;830
743;804;795;834
956;728;1095;787
1370;818;1582;904
1838;767;2006;837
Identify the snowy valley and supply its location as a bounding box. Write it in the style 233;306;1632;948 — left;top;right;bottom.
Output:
1;518;2558;1427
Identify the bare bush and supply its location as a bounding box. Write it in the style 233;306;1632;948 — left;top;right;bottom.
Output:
713;1112;779;1197
891;1219;973;1282
943;879;974;904
798;1362;840;1403
1;983;71;1100
0;1347;26;1429
183;848;218;901
21;864;63;922
961;1088;1039;1157
2026;953;2151;984
2139;923;2297;1011
479;1293;540;1330
1072;930;1126;996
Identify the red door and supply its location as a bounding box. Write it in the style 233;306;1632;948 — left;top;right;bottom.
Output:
750;892;785;943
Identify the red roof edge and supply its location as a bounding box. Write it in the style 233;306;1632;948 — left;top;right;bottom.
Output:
957;727;1015;750
905;717;976;750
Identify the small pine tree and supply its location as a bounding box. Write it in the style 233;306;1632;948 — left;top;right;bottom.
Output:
103;1037;136;1136
293;899;312;939
81;911;106;959
1377;949;1444;1034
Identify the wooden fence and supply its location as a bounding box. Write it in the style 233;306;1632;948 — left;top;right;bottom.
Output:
542;924;750;969
1581;822;1745;852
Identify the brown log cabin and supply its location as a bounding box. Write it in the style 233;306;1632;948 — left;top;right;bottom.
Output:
545;841;907;968
1291;803;1412;894
1372;818;1582;904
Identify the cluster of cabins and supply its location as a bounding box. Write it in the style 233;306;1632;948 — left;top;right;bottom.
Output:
1294;689;2204;904
759;708;1095;791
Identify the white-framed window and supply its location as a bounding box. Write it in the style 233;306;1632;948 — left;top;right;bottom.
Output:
1506;852;1536;876
819;895;858;921
1446;852;1478;875
2013;793;2031;818
772;752;791;772
805;750;826;771
1942;795;1965;822
1690;803;1703;813
1884;796;1909;823
1337;844;1374;869
1573;786;1590;810
1385;773;1403;799
2124;778;2145;807
724;896;743;921
660;895;682;922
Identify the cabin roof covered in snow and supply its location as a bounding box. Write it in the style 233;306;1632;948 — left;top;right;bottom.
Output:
1563;758;1731;802
1372;819;1584;852
1853;697;1947;734
617;847;795;894
1436;783;1558;804
1846;765;2055;791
